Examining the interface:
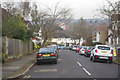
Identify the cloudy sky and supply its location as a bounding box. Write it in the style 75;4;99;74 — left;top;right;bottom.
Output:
1;0;119;19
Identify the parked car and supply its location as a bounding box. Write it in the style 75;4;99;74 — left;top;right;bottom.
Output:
36;48;58;65
72;45;78;51
58;46;65;49
76;46;82;53
48;45;58;57
84;46;94;57
69;45;73;50
90;45;113;63
79;46;87;55
48;45;58;51
65;46;69;50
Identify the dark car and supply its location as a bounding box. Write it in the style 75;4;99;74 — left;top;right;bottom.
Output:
84;46;94;57
69;45;73;50
36;48;58;65
65;46;69;50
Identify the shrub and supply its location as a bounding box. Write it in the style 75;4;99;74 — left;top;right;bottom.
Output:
2;53;8;63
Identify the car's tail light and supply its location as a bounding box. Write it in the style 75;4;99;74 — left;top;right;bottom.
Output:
51;53;56;56
87;50;90;52
82;49;85;51
109;57;112;59
95;49;97;53
96;56;98;58
37;54;42;57
111;50;113;54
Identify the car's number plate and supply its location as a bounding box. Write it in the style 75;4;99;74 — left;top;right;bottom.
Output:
101;51;107;53
99;57;108;59
43;54;50;57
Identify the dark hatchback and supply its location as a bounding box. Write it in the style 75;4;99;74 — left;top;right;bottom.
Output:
84;47;94;57
36;48;58;64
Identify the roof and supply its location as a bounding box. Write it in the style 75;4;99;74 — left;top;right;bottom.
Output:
96;25;108;31
95;45;109;47
53;32;69;38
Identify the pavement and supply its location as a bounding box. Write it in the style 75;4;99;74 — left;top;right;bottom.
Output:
2;53;36;79
21;50;119;79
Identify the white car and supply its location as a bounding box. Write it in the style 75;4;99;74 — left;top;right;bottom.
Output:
90;45;113;63
72;45;77;51
79;46;87;55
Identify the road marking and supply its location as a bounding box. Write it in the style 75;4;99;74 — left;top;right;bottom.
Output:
23;76;27;78
23;75;30;78
58;59;62;61
77;62;82;66
27;76;30;78
34;69;58;72
83;68;91;76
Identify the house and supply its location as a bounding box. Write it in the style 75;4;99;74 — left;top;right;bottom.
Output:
106;14;120;47
51;32;71;46
95;25;108;44
51;32;84;46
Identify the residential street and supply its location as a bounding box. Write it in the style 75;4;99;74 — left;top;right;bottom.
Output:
22;50;118;79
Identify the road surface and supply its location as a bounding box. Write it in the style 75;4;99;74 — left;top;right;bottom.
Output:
22;50;118;79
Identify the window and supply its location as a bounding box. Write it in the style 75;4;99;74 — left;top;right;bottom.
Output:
98;46;110;50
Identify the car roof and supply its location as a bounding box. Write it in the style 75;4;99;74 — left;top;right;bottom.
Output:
95;45;110;47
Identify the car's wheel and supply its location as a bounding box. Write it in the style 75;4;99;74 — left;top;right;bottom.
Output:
109;60;112;63
37;61;40;65
54;60;57;64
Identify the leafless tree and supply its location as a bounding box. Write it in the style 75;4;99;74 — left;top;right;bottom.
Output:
99;0;120;59
30;2;72;47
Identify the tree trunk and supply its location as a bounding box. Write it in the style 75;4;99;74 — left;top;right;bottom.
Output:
42;37;48;47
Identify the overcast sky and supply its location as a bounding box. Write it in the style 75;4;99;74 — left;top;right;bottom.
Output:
1;0;119;19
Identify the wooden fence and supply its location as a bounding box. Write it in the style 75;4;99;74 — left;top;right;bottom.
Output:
2;36;33;57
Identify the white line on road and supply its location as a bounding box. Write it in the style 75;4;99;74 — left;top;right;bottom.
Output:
83;68;91;76
58;59;62;61
77;62;82;66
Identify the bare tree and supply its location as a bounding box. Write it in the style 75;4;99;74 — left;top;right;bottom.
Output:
35;2;72;47
72;18;89;44
99;0;120;59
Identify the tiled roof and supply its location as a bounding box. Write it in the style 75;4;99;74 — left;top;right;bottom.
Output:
53;32;69;38
96;25;108;31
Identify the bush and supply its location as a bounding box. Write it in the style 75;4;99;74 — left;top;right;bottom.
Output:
93;42;103;46
2;53;8;63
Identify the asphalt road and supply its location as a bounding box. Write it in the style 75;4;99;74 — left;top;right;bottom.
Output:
22;50;118;79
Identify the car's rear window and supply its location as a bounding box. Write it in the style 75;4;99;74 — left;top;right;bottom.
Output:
98;46;110;50
78;46;82;48
83;47;87;49
88;47;93;50
74;46;77;47
39;48;54;53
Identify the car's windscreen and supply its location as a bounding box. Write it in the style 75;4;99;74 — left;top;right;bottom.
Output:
74;46;77;47
83;47;87;49
98;46;110;50
39;48;54;53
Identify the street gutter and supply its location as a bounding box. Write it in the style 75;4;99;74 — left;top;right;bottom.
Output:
6;59;36;79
